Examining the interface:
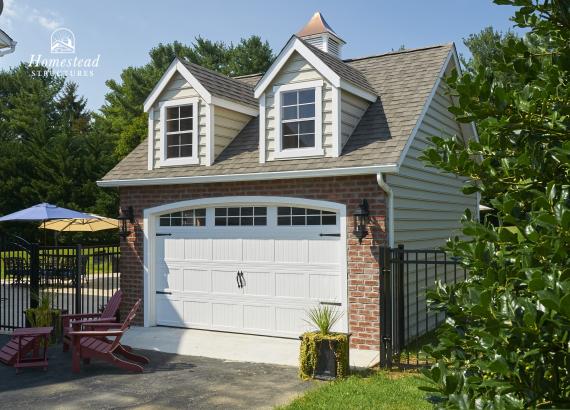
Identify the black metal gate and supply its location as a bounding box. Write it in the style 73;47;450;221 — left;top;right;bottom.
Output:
379;244;467;368
0;236;120;331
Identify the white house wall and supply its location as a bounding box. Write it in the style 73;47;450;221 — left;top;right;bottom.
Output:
265;51;334;160
151;72;208;167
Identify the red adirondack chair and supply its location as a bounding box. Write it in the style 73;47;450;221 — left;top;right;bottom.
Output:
0;336;36;366
62;289;123;352
69;299;149;373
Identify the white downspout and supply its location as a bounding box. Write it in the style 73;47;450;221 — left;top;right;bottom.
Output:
376;172;394;247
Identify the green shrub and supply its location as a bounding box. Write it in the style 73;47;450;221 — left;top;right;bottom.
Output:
419;1;570;407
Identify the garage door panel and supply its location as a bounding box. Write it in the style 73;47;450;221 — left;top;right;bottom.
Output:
166;267;183;291
243;304;273;331
275;307;310;334
275;272;308;298
212;269;242;295
184;239;212;261
309;274;341;301
213;239;242;261
212;303;243;328
164;238;185;260
183;301;211;326
157;297;184;325
308;240;340;264
183;268;211;293
275;240;308;264
243;239;274;262
242;271;273;296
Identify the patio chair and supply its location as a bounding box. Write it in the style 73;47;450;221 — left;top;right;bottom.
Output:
0;335;36;366
62;289;123;352
69;298;148;373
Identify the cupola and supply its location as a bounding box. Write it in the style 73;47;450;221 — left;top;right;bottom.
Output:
296;12;345;58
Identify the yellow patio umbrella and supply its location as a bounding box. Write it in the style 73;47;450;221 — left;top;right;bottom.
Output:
39;214;119;232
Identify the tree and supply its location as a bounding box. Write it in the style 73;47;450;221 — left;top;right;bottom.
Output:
461;26;519;73
0;64;117;242
419;0;570;408
98;36;273;158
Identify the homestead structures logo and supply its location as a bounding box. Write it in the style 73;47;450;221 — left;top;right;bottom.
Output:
50;28;75;53
29;27;100;77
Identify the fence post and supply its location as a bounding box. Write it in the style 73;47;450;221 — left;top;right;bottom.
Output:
379;245;392;368
392;244;405;360
75;244;82;314
29;243;40;309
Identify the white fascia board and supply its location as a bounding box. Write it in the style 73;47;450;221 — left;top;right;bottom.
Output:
143;59;212;112
339;79;377;103
211;96;258;117
97;164;399;188
396;49;454;168
254;37;340;99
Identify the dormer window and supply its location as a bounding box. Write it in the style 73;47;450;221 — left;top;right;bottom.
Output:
160;97;199;166
273;80;323;159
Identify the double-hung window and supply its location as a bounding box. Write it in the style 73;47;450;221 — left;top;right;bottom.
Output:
160;97;199;166
274;80;323;159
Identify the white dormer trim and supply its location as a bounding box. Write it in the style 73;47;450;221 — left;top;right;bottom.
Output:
254;37;340;99
273;79;324;160
254;36;376;103
144;59;211;112
147;109;155;170
159;97;200;167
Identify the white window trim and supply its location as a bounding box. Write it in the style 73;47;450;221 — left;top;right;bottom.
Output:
273;80;324;159
159;97;200;167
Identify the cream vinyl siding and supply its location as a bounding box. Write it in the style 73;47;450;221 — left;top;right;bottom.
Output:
265;51;334;160
388;75;475;250
214;107;251;158
387;61;477;342
340;90;369;150
151;73;208;167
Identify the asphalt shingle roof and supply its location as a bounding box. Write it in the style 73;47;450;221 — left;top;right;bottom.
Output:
180;60;257;108
102;44;452;183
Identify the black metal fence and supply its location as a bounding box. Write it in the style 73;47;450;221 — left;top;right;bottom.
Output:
0;236;120;331
379;244;467;369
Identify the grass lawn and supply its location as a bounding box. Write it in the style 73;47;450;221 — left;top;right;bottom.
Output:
280;371;431;410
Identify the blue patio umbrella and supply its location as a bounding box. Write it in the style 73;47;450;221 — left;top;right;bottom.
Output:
0;203;98;245
0;203;96;222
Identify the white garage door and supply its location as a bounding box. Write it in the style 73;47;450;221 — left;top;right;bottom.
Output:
153;203;346;338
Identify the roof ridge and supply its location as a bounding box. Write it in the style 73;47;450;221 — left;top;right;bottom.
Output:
343;43;453;63
180;59;254;90
232;72;263;79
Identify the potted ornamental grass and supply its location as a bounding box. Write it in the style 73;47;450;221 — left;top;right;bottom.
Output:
299;305;350;380
25;292;62;344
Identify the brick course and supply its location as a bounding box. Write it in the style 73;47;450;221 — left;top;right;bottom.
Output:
119;175;386;351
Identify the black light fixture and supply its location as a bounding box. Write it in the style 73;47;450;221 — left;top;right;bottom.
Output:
353;199;370;244
118;206;134;239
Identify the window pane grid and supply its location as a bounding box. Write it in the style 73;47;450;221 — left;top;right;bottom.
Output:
159;208;206;227
214;207;268;226
281;89;316;150
165;104;194;159
277;207;336;226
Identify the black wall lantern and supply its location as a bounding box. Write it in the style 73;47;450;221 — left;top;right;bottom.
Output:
353;199;370;244
118;206;134;239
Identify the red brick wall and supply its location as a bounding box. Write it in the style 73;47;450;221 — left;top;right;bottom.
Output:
119;175;386;350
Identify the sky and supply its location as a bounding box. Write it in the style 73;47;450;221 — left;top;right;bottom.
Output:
0;0;523;112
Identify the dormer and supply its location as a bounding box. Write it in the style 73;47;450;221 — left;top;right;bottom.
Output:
254;13;377;163
143;59;257;170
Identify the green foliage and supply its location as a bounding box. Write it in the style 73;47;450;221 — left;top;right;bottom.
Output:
461;26;520;75
419;1;570;408
99;37;273;158
305;305;343;335
0;64;118;243
25;293;61;344
299;332;349;380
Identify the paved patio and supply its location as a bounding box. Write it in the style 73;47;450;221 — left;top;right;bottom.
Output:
0;335;312;409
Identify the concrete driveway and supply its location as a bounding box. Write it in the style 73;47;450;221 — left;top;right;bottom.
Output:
0;335;312;409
